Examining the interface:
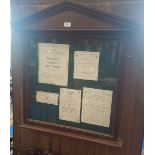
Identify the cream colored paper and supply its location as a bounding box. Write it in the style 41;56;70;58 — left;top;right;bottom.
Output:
81;87;113;127
73;51;100;81
38;43;69;86
59;88;81;123
36;91;59;105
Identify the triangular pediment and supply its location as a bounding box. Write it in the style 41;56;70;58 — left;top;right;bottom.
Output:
12;1;137;31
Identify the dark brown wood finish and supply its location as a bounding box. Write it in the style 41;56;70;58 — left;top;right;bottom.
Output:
20;32;127;147
11;28;22;155
11;0;144;24
11;1;144;155
12;1;137;30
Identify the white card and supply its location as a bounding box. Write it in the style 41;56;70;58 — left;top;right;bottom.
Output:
36;91;59;105
81;87;113;127
59;88;81;123
38;43;69;86
73;51;100;81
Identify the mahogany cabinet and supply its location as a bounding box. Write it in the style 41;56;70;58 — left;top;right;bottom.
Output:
11;1;144;155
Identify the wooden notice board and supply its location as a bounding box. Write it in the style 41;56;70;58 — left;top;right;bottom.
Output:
23;33;122;135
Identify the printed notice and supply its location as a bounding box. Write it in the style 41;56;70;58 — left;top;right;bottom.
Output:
59;88;81;123
81;87;113;127
73;51;100;81
36;91;59;105
38;43;69;86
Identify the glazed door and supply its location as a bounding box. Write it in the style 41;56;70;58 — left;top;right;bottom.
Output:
12;31;143;155
11;1;143;155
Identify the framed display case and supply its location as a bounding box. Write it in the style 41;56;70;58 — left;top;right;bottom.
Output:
11;1;143;155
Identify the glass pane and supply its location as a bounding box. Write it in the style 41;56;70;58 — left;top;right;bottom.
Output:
22;34;122;135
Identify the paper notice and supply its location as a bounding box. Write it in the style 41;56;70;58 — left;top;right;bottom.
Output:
59;88;81;123
73;51;100;81
36;91;59;105
81;87;113;127
38;43;69;86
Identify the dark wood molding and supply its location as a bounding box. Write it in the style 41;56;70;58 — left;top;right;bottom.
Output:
11;1;144;155
20;32;128;146
20;123;123;148
11;1;138;30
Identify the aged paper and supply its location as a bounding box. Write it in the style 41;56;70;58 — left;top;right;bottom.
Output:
59;88;81;123
73;51;100;81
38;43;69;86
36;91;59;105
81;87;113;127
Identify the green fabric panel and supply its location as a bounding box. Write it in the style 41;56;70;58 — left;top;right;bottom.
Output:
24;34;122;135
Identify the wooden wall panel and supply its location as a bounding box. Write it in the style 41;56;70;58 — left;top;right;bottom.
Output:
60;137;90;155
20;128;60;154
116;33;142;155
11;29;22;155
11;0;144;24
21;128;50;150
11;1;143;155
128;32;144;155
86;2;144;23
25;11;123;30
59;137;109;155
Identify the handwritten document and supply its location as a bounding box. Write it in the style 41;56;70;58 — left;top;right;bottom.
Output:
73;51;100;81
36;91;59;105
59;88;81;123
38;43;69;86
81;87;113;127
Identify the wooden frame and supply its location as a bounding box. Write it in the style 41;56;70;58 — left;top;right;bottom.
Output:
11;1;137;31
19;31;129;147
12;1;142;154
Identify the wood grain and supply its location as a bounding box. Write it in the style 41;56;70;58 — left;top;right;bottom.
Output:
11;0;144;24
11;1;143;155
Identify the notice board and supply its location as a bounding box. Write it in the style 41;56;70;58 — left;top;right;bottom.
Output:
22;33;122;135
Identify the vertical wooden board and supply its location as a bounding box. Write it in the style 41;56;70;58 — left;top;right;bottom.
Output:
128;33;144;155
21;128;50;150
12;29;22;155
49;135;60;154
108;147;122;155
93;143;109;155
115;34;141;155
21;128;60;154
60;136;97;155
